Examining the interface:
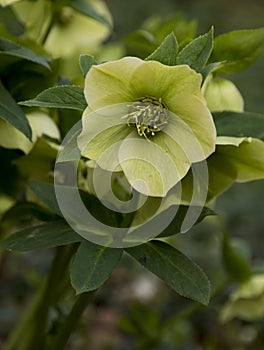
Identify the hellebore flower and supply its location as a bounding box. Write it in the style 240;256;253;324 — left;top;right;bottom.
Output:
44;1;111;59
12;0;112;77
221;274;264;322
78;57;216;197
202;76;244;112
0;111;60;154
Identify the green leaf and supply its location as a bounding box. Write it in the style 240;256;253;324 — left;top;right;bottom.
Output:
126;240;210;305
207;151;238;201
30;181;62;216
19;85;87;111
0;221;81;252
79;54;97;77
158;205;215;238
222;232;252;282
210;28;264;74
70;240;123;294
146;32;178;66
200;61;223;81
1;201;54;225
0;37;50;69
213;111;264;140
30;180;122;230
70;0;112;28
0;80;32;139
125;30;157;57
153;15;197;46
176;26;214;72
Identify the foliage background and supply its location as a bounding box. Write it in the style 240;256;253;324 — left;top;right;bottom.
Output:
0;0;264;349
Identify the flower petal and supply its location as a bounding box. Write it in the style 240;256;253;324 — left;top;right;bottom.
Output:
167;95;216;158
216;136;250;146
79;104;135;171
118;135;184;197
217;138;264;182
129;61;202;100
84;57;143;109
128;61;216;158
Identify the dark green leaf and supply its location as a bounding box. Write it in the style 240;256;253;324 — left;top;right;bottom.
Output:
30;181;62;216
0;37;50;69
146;32;178;66
70;240;123;294
0;221;81;252
210;28;264;74
1;201;55;225
222;232;252;282
126;240;210;305
30;181;122;228
213;111;264;140
125;30;157;57
158;205;215;238
79;191;122;228
19;85;87;111
79;54;97;77
154;15;197;46
70;0;112;28
176;26;214;71
200;61;223;81
0;80;32;139
207;151;237;201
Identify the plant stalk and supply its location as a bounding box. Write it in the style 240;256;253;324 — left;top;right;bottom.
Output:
49;291;95;350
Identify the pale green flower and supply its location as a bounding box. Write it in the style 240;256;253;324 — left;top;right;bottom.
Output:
12;0;52;42
79;57;216;197
12;0;111;78
221;274;264;322
44;1;111;59
13;0;111;57
0;0;19;6
0;111;60;153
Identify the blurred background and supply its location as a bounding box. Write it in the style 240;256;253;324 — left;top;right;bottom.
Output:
0;0;264;349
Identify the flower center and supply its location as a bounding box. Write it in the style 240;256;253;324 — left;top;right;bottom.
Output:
123;97;168;139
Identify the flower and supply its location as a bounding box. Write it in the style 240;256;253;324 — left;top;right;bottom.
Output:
78;57;216;197
200;76;264;201
44;1;111;59
12;0;112;78
221;274;264;322
0;111;60;154
202;76;244;112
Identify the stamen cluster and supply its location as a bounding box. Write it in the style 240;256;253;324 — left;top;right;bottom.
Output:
123;97;168;139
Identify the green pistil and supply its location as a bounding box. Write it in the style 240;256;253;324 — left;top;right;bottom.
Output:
124;96;168;139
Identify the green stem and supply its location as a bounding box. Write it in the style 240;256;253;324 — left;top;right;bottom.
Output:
41;13;56;45
4;244;78;350
49;291;95;350
31;245;77;348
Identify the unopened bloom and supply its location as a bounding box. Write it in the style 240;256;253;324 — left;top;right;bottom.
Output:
202;76;244;112
221;274;264;322
78;57;216;197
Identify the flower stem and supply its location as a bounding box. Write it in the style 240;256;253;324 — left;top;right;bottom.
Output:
4;244;78;350
49;291;95;350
